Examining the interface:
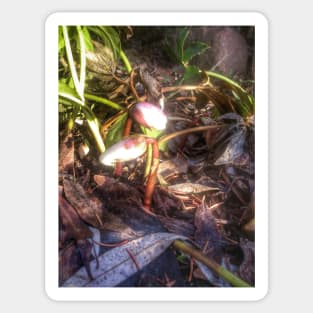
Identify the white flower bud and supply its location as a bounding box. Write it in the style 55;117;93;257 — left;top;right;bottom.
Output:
99;136;147;166
130;102;167;130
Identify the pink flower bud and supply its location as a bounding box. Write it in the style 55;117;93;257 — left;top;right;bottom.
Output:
130;102;167;130
99;135;147;166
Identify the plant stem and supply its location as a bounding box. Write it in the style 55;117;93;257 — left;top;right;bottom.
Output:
120;50;132;73
140;126;224;212
81;107;106;153
144;144;152;179
206;71;246;93
158;124;224;146
173;240;251;287
122;117;133;137
205;71;255;116
143;138;160;212
84;93;123;110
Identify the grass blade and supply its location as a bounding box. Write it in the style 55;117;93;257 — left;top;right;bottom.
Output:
62;26;83;100
76;26;86;100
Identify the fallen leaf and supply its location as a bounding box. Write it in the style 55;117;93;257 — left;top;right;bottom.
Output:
59;133;74;174
62;232;187;287
158;215;194;238
168;183;219;194
214;127;246;165
194;199;223;255
193;199;226;286
157;154;188;183
59;186;93;244
63;178;105;229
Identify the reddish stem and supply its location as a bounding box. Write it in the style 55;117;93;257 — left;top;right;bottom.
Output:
126;248;141;271
114;118;133;176
123;117;133;137
143;138;159;212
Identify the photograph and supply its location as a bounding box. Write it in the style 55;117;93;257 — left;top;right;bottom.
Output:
45;12;268;301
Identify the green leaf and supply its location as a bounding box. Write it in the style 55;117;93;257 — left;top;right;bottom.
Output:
88;26;121;61
58;81;80;99
163;38;179;64
182;65;202;84
182;41;208;65
58;26;65;52
81;26;94;52
62;232;187;287
105;112;128;147
177;27;189;62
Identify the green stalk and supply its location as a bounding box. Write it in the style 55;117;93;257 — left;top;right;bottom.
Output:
206;71;247;94
144;144;153;179
143;138;160;212
206;71;255;116
84;93;123;110
120;50;132;73
158;124;224;147
173;240;251;287
81;107;105;153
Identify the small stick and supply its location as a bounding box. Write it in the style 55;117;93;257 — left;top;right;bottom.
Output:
126;248;141;271
130;68;140;101
188;257;194;282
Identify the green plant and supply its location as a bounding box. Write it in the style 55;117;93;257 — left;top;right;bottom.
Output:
206;71;254;117
164;27;208;84
99;135;160;214
164;28;254;118
58;26;132;153
109;102;168;177
99;124;223;213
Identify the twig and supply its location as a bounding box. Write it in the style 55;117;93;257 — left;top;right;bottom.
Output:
126;248;141;271
173;240;251;287
92;239;129;247
130;68;140;102
221;171;247;205
188;258;194;282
